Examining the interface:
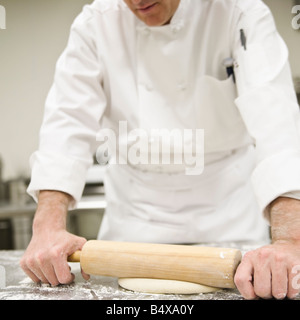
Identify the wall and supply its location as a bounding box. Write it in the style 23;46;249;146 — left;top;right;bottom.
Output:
0;0;299;180
264;0;300;79
0;0;93;180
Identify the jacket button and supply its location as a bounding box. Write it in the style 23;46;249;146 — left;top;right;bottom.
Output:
145;84;153;91
139;83;153;91
177;82;187;91
142;28;150;36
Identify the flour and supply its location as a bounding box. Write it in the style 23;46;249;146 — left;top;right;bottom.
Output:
0;266;5;288
19;277;32;284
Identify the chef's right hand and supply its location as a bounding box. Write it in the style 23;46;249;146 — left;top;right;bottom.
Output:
19;190;90;286
20;229;88;286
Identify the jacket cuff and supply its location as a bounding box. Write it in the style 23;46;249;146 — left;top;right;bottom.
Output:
26;151;89;210
252;149;300;221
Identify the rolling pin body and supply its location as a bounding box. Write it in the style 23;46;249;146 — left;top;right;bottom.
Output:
68;240;241;289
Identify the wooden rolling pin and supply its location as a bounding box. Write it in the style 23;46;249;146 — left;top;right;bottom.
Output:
68;240;242;289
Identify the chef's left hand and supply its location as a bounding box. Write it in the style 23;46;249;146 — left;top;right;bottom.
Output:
234;241;300;299
234;197;300;300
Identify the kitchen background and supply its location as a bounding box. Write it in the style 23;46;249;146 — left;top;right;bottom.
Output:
0;0;300;250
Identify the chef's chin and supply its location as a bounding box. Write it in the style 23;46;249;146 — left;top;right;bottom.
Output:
135;3;169;26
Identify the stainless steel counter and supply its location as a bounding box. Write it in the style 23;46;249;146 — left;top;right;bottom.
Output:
1;242;297;301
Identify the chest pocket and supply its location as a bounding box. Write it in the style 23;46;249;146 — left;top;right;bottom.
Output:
194;74;251;153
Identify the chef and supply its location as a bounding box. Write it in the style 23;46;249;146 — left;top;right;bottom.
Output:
20;0;300;300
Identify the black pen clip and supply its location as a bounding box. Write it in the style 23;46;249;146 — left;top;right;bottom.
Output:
240;29;247;50
223;57;236;83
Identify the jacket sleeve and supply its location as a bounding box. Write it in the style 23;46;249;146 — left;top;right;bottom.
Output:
27;9;107;209
232;1;300;220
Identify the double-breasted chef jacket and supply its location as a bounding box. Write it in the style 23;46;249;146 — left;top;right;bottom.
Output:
28;0;300;243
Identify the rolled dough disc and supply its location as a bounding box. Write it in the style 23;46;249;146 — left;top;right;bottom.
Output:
118;278;220;294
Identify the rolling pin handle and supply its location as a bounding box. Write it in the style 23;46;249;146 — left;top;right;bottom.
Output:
67;250;81;263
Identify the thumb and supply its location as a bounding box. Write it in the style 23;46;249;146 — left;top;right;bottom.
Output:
68;236;90;280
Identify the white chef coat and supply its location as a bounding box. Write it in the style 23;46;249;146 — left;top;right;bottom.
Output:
27;0;300;243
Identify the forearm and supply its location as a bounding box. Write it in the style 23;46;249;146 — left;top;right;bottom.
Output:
21;190;88;285
270;197;300;243
33;190;73;233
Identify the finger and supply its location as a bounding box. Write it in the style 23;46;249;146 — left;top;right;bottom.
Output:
288;265;300;299
20;262;41;284
52;255;75;285
271;256;288;300
25;257;49;284
31;251;63;285
38;260;60;286
71;236;89;281
81;268;90;281
234;253;257;300
253;263;272;299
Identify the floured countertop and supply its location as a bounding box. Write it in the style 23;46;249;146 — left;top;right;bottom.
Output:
0;242;299;300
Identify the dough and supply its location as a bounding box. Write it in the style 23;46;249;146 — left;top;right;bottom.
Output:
118;278;219;294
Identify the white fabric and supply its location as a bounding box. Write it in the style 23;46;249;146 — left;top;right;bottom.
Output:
99;146;268;243
27;0;300;243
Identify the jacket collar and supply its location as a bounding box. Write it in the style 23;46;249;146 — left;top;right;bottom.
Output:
135;0;190;32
